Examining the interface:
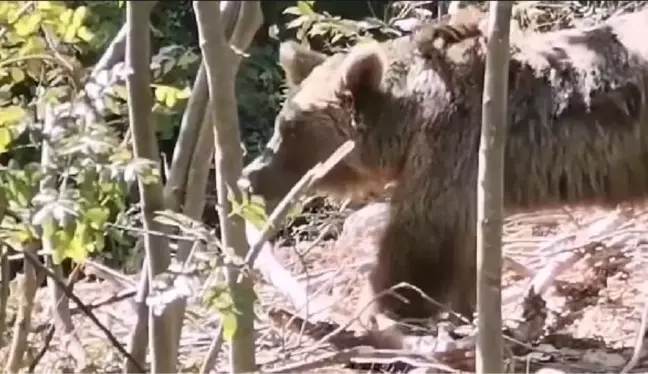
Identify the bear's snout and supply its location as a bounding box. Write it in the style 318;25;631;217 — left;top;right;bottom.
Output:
240;154;296;212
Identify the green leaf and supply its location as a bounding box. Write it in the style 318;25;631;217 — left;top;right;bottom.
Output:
41;215;56;240
177;52;199;68
37;2;53;11
282;6;302;16
85;206;109;230
110;84;128;101
9;67;25;83
0;127;11;154
93;231;105;252
6;172;31;207
15;13;43;37
51;229;71;264
67;223;90;262
208;289;234;310
221;312;238;341
230;193;268;229
285;15;309;30
0;105;26;126
175;86;191;100
7;223;36;248
20;36;47;56
63;25;77;43
164;91;177;108
59;8;72;24
154;85;168;103
297;1;315;16
71;6;87;28
140;168;160;185
76;26;94;42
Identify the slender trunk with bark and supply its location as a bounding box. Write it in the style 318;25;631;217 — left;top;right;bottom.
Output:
124;2;174;372
193;1;263;372
4;243;39;373
476;2;512;373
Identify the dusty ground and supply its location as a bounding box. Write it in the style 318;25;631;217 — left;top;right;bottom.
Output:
259;202;648;373
4;199;648;373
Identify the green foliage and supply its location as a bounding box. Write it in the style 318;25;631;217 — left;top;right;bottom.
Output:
80;1;123;51
149;45;200;141
277;0;410;53
229;191;268;231
236;43;285;161
0;106;27;154
203;284;239;341
0;1;164;267
281;0;376;51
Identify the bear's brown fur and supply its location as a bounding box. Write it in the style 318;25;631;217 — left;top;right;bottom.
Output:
413;4;488;57
241;7;648;326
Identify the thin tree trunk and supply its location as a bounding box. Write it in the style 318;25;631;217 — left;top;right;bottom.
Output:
0;190;8;348
165;1;247;360
476;2;512;373
40;104;85;365
162;1;241;216
124;1;174;372
4;242;39;373
193;1;263;372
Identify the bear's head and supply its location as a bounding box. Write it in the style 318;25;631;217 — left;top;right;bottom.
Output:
240;40;390;210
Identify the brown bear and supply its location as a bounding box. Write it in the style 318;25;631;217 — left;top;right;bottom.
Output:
240;7;648;330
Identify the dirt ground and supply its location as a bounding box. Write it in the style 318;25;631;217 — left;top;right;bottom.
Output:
5;199;648;373
259;202;648;373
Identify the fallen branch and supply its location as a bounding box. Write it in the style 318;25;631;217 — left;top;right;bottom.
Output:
620;293;648;373
29;262;85;371
507;210;630;343
28;323;56;372
199;141;355;372
244;140;355;269
264;346;375;373
264;345;463;373
243;140;355;311
21;250;145;372
69;288;137;315
82;259;137;288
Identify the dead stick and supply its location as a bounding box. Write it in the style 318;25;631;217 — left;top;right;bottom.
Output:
241;140;355;272
199;141;355;373
21;250;145;372
620;295;648;373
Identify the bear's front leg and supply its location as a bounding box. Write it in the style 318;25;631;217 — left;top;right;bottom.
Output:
367;192;477;325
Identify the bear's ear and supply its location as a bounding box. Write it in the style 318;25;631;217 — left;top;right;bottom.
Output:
338;41;387;97
279;41;327;88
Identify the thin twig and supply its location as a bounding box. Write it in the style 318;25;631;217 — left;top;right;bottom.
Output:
620;295;648;373
198;324;224;373
242;140;355;274
69;289;137;315
21;250;145;372
265;346;459;373
28;324;56;372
